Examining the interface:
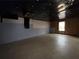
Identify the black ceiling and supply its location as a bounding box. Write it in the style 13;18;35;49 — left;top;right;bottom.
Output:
0;0;79;20
66;0;79;18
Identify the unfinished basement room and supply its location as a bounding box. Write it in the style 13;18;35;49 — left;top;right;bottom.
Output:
0;0;79;59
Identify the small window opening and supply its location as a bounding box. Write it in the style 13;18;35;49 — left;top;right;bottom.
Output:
59;21;65;31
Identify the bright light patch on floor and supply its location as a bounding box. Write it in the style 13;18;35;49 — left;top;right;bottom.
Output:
59;21;65;31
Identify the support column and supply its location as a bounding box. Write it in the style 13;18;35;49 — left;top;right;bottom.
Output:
0;16;3;23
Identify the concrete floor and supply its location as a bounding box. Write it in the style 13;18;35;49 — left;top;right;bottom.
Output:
0;34;79;59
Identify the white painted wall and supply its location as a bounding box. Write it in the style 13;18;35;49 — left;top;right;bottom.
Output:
0;17;49;44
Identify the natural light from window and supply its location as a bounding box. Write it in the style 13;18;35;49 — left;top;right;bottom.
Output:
58;11;66;19
59;21;65;31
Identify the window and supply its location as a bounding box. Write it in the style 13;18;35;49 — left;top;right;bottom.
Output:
58;11;66;19
59;21;65;31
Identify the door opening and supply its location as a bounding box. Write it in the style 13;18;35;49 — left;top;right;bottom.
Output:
59;21;65;31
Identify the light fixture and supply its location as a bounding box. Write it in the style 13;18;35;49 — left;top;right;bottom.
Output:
58;3;66;12
58;6;66;12
58;3;65;8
